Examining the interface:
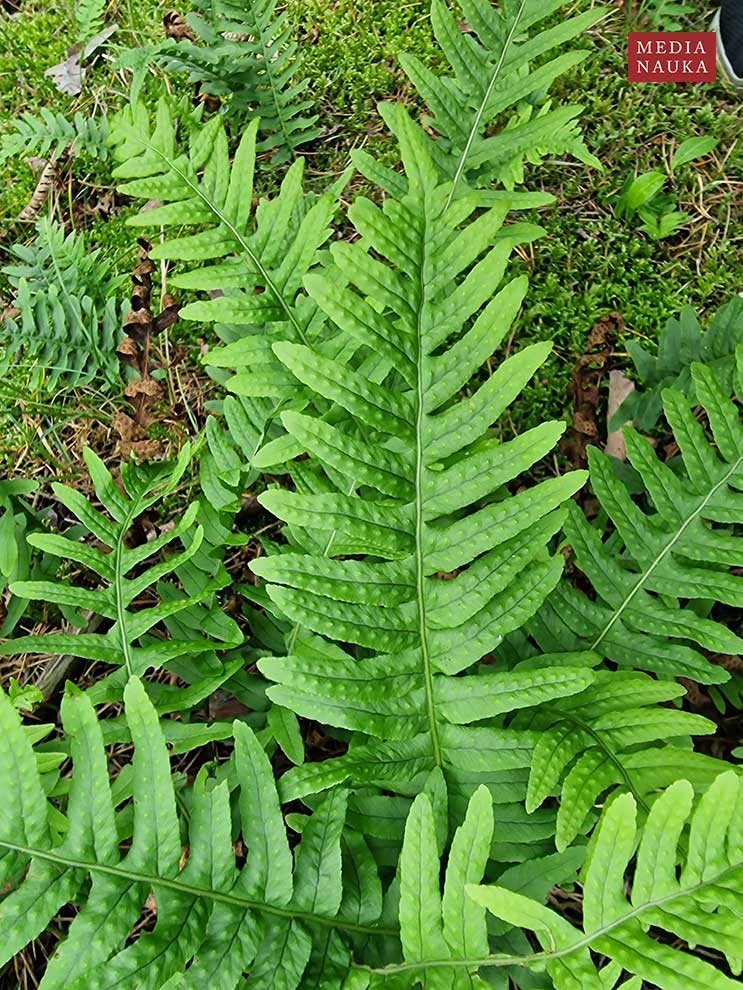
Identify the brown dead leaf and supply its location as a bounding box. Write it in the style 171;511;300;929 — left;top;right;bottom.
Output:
124;378;163;400
116;239;180;449
163;9;197;40
605;370;635;461
17;160;56;222
126;439;166;460
116;337;139;359
112;411;145;443
112;413;164;460
560;312;625;469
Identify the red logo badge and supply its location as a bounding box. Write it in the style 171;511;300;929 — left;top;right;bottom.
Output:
628;32;716;82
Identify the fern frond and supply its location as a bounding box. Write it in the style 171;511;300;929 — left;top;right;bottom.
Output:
139;0;321;162
112;99;332;328
75;0;107;43
0;676;388;988
350;783;587;988
0;109;109;164
355;0;603;203
240;105;590;818
112;97;339;468
0;480;47;638
515;667;717;850
521;356;743;685
0;446;242;705
1;219;124;391
466;770;743;990
612;298;743;430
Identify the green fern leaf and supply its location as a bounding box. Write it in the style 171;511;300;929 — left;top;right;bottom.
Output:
1;219;125;391
612;299;743;430
516;667;716;848
129;0;321;162
75;0;108;43
522;357;743;685
467;771;743;989
247;105;589;814
0;677;383;988
0;446;242;705
0;109;109;164
355;0;604;202
112;98;338;471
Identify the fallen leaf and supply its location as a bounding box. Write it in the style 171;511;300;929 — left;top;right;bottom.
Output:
560;312;625;469
124;378;162;400
112;411;146;444
605;370;635;461
44;50;82;95
163;9;196;41
17;160;56;221
44;25;116;95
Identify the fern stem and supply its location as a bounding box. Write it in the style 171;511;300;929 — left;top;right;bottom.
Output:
444;0;528;210
0;838;398;938
590;453;743;652
242;2;296;157
556;709;650;814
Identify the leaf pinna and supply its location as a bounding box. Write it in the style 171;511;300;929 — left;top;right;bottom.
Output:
467;771;743;990
523;355;743;686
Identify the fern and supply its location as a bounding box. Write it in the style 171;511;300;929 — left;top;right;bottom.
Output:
1;219;125;391
0;109;109;164
339;773;743;989
127;0;321;162
3;675;738;989
518;355;743;686
0;676;389;989
354;0;603;204
0;445;243;707
75;0;107;43
111;97;342;471
516;666;719;850
0;480;47;638
230;104;597;813
612;298;743;429
465;770;743;990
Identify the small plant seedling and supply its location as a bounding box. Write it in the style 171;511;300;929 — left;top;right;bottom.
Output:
613;135;718;240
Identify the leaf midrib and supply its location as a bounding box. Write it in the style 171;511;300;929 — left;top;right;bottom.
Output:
416;202;442;767
130;137;308;346
444;0;528;209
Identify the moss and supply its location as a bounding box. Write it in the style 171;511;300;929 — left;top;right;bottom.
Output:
288;0;441;123
498;32;743;430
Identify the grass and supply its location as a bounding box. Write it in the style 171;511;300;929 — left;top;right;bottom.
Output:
0;0;742;473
